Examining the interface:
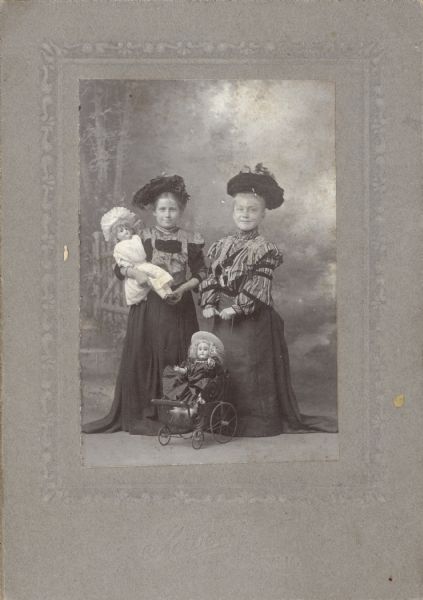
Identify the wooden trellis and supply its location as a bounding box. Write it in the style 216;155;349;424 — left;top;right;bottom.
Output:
91;231;129;330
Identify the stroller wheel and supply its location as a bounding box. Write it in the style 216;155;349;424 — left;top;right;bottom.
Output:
192;429;204;450
158;426;171;446
210;402;237;443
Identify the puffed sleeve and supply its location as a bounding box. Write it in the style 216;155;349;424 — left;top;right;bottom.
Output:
232;243;283;316
199;240;221;308
187;232;207;283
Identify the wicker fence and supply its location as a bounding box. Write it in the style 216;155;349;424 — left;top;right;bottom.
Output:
91;231;129;333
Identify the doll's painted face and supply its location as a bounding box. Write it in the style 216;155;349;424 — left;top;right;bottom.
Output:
232;193;266;232
115;223;133;241
196;342;211;360
153;193;182;229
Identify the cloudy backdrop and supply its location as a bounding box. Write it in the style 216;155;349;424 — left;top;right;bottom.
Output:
80;79;336;420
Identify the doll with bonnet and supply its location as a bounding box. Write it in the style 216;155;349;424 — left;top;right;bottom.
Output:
101;206;174;305
161;331;224;407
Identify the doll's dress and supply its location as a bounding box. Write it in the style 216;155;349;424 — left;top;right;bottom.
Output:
162;359;223;405
113;234;173;305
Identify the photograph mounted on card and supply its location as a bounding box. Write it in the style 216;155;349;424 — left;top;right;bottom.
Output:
79;79;338;466
4;4;423;600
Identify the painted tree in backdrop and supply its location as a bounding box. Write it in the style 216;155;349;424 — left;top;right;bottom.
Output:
79;80;135;319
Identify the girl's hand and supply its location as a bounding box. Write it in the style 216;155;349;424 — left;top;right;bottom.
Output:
165;289;184;304
220;307;236;320
202;307;219;319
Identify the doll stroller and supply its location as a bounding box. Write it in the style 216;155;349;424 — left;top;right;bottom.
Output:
151;369;237;450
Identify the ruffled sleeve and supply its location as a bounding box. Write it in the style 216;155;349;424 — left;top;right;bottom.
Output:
232;242;283;316
199;240;222;308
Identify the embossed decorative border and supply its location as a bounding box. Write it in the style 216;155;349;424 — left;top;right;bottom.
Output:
40;39;386;503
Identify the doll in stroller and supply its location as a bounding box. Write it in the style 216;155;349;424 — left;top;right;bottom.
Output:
151;331;237;449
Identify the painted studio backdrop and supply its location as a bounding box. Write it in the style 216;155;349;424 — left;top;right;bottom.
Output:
79;79;337;445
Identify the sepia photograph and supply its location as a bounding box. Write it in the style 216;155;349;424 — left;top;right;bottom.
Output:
5;3;423;599
79;79;338;466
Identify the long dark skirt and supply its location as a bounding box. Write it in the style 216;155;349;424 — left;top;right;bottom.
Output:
82;291;199;435
212;305;338;437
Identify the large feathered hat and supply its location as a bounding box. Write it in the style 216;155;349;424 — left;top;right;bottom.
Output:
227;163;284;210
132;174;190;208
100;206;138;242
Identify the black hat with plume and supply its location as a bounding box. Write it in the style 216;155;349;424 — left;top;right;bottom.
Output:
133;174;190;208
227;164;284;210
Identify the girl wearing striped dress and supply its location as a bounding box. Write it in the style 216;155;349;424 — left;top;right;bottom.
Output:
200;165;337;437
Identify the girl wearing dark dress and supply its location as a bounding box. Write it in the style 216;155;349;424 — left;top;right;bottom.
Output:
200;165;337;437
82;175;207;435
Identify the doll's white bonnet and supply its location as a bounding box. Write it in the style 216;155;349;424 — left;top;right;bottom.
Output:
100;206;138;242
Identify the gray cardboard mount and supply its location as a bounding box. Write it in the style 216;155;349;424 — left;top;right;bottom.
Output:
2;2;423;599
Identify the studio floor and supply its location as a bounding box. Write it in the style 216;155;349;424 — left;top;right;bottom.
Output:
81;375;339;466
82;429;339;467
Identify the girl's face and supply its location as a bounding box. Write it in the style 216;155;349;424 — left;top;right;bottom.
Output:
116;223;132;241
153;194;182;229
196;342;210;360
232;193;266;232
